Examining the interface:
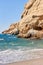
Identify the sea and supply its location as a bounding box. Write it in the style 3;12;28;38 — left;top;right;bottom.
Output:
0;34;43;64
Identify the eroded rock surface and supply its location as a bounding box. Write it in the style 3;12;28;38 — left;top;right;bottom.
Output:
2;0;43;39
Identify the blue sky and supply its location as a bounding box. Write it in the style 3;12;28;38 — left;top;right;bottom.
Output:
0;0;27;33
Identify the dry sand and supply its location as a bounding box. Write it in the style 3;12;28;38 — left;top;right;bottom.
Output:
7;58;43;65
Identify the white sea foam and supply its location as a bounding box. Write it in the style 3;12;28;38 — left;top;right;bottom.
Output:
0;38;4;41
0;48;43;64
9;37;16;38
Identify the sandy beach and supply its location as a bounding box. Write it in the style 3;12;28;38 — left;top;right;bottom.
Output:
7;58;43;65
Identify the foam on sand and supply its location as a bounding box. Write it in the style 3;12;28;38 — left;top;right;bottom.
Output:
0;48;43;64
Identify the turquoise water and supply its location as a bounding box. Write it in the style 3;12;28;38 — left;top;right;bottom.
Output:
0;34;43;64
0;34;43;50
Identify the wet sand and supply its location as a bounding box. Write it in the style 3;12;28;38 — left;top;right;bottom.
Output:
7;58;43;65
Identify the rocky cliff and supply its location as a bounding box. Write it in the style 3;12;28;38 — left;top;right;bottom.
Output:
2;0;43;39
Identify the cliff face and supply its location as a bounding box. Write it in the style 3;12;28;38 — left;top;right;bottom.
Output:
2;0;43;39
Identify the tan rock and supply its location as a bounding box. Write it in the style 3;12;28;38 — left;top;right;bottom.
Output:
2;0;43;39
11;28;19;35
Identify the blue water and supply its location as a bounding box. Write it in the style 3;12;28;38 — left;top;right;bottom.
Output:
0;34;43;64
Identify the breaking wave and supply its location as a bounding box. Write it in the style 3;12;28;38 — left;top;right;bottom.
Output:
0;48;43;64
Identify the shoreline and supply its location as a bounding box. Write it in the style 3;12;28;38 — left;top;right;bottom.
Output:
7;58;43;65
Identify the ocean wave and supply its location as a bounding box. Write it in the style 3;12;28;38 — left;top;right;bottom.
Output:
8;37;16;38
0;48;43;64
0;38;4;41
